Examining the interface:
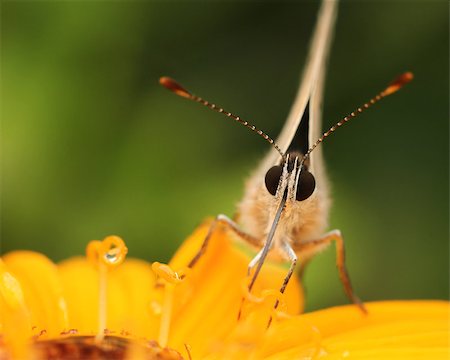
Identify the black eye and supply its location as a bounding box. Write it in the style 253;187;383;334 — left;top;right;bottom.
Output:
296;169;316;201
265;165;283;196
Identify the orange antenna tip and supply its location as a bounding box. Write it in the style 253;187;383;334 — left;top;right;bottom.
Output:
301;71;414;163
159;76;192;99
159;76;285;157
383;71;414;96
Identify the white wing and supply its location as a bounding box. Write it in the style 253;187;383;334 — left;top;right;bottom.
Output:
255;0;338;179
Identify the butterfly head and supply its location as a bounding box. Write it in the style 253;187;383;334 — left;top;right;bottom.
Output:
264;152;316;204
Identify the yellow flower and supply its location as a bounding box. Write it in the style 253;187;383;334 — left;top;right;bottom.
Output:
1;220;448;359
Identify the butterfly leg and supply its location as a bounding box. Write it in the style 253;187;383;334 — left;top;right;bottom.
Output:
241;242;297;323
274;241;298;309
262;241;298;327
293;230;367;313
247;248;264;276
188;214;259;268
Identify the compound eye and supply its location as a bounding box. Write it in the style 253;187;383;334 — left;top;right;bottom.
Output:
296;169;316;201
264;165;283;196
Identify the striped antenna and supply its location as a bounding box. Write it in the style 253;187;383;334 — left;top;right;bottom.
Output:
160;77;285;158
301;72;414;165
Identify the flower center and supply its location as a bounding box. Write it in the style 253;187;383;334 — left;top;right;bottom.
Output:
33;335;184;360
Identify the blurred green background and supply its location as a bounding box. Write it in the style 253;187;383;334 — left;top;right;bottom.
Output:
2;1;448;311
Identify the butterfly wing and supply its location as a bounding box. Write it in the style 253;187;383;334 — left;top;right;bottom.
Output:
237;0;337;237
256;0;338;181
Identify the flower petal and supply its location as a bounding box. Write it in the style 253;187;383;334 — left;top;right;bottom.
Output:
0;259;32;358
112;258;160;338
233;300;449;359
2;251;68;338
58;257;128;335
164;221;303;358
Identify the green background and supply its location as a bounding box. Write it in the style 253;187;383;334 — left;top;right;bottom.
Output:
2;1;448;311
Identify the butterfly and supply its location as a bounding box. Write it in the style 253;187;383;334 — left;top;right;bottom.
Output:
160;0;412;314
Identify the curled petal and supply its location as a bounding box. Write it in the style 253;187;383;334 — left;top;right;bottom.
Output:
152;263;184;285
86;236;128;269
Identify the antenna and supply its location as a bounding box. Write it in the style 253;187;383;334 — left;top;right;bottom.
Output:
159;77;285;158
300;72;414;165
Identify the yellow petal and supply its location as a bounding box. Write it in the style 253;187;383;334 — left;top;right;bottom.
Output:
112;258;160;339
57;257;98;333
164;220;303;358
2;251;68;338
220;300;449;359
58;257;128;335
0;259;31;359
2;222;447;360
